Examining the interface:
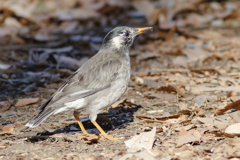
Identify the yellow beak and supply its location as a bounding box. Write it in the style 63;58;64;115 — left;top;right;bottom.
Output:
136;27;153;35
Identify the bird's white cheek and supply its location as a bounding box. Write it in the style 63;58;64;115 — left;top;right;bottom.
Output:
111;36;124;49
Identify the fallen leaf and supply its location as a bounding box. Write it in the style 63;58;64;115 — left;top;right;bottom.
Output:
196;117;229;130
224;123;240;137
15;98;39;107
124;127;156;151
191;86;240;94
156;84;186;97
177;128;202;147
146;110;164;115
229;95;240;101
190;68;219;75
81;134;100;144
0;101;11;112
216;99;240;115
135;77;161;89
136;110;191;123
2;125;14;132
144;92;177;102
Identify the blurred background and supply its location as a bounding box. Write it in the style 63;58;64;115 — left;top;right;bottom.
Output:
1;0;240;97
2;1;240;159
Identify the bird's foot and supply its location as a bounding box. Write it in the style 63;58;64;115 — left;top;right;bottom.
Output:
80;133;98;139
101;134;124;141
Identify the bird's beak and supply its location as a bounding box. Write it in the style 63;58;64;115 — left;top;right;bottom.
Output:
135;27;153;35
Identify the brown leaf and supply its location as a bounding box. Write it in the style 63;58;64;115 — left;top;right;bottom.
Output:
191;86;240;94
190;68;220;75
156;84;186;97
177;129;202;147
15;98;39;107
2;125;14;132
144;92;177;102
196;117;229;130
81;134;100;144
136;110;191;123
0;101;11;112
216;99;240;115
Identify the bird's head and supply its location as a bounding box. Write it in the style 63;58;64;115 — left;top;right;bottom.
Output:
102;26;152;50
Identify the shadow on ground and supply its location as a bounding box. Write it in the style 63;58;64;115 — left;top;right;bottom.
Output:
27;104;141;142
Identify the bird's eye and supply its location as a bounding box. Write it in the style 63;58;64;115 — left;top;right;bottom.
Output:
125;32;129;37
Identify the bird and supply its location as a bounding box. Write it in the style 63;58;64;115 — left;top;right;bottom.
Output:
26;26;153;140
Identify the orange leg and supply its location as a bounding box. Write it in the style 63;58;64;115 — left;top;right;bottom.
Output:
74;111;95;136
91;120;124;141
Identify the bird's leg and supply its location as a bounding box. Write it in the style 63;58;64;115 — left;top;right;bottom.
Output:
91;120;124;141
73;111;95;136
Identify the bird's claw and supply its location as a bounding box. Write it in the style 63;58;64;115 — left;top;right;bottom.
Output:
101;135;124;141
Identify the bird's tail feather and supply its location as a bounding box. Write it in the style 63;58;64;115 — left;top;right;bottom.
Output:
25;108;55;128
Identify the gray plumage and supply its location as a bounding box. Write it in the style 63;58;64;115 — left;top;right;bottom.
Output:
26;26;152;128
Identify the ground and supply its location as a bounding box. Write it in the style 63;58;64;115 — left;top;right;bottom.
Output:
1;0;240;160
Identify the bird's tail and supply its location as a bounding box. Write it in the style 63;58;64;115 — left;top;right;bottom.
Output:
25;108;55;128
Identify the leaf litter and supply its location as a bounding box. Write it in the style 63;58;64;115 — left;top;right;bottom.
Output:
2;0;240;159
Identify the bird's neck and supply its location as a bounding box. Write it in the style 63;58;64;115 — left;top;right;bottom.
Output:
100;45;130;62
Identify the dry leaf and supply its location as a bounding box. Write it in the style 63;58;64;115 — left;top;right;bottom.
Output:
15;98;39;107
146;110;164;115
196;117;229;130
224;123;240;137
0;101;11;112
216;99;240;115
177;129;202;147
124;127;156;151
81;134;100;144
156;84;186;97
230;96;240;101
136;110;191;123
190;68;219;75
144;93;177;102
2;125;14;132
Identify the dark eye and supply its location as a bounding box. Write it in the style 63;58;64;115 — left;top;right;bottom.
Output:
125;32;129;37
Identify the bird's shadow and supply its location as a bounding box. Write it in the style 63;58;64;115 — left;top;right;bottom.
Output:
27;104;141;142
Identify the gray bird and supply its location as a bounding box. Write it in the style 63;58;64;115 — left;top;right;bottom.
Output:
26;26;152;140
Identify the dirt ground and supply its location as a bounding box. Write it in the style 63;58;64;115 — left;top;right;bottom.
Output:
2;0;240;160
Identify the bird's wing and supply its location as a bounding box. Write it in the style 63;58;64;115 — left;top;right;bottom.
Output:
39;59;122;110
